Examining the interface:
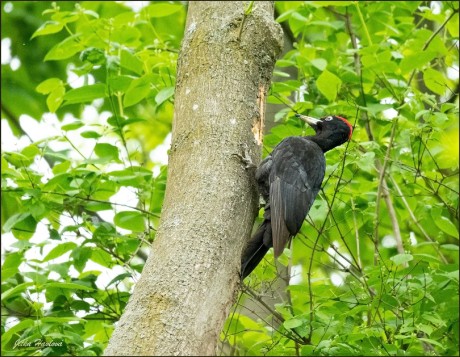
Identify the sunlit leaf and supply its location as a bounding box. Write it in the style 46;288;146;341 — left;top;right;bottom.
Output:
120;50;143;75
1;282;35;301
123;75;153;107
94;143;120;162
390;253;413;265
310;1;353;6
63;83;107;104
283;318;303;329
400;51;437;74
432;214;459;239
316;69;342;102
3;213;37;240
45;282;95;291
141;3;183;18
46;84;65;112
155;87;175;106
114;211;145;232
61;121;84;131
45;35;85;61
31;21;64;38
423;67;449;95
36;78;64;94
42;242;77;262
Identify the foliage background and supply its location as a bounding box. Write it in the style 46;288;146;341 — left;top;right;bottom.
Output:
1;1;458;356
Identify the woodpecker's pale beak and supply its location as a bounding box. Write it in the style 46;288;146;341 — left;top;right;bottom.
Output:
295;114;321;129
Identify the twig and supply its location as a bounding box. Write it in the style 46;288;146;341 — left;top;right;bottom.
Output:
1;188;159;218
407;10;457;87
389;175;448;263
242;285;310;345
345;8;405;264
350;197;362;269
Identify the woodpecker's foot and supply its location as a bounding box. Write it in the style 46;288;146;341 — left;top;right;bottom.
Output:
232;144;257;170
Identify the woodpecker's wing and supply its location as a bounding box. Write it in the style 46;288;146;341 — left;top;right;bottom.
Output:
269;137;326;257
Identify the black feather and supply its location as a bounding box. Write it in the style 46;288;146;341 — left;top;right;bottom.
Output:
240;115;352;279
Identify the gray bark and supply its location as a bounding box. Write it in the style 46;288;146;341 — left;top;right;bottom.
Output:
104;2;283;355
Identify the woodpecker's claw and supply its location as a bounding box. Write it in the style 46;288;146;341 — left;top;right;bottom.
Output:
232;144;257;170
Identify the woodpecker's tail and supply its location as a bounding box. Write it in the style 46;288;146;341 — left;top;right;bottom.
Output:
241;207;272;280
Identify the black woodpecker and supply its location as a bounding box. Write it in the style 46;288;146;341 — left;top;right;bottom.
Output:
241;114;353;279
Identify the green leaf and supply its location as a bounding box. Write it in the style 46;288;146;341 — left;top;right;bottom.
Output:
51;160;71;175
80;47;106;65
114;211;145;232
85;201;112;212
108;75;133;93
440;244;459;251
273;70;291;78
446;12;459;37
36;78;64;94
3;213;37;240
94;143;120;162
155;87;175;106
310;58;327;71
42;242;77;262
390;253;413;265
0;318;34;347
432;215;459;239
423;313;446;326
310;1;353;6
108;167;152;186
47;85;65;112
283;318;303;329
107;273;132;287
301;345;315;356
31;21;64;39
1;282;35;301
276;8;298;23
412;253;444;263
80;131;101;139
244;1;254;15
61;121;84;131
423;68;449;95
141;3;183;18
3;152;33;167
380;294;399;309
112;26;141;46
51;11;79;24
45;282;94;291
316;70;342;102
400;51;437;74
41;316;84;323
119;117;146;127
21;145;40;159
1;252;23;280
91;248;113;268
63;83;107;104
123;75;152;107
418;338;445;348
45;35;85;61
71;246;92;272
120;50;143;75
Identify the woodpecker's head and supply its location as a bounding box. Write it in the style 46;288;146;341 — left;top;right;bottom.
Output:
295;114;353;151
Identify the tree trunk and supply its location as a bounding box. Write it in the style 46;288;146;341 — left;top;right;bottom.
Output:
104;2;283;355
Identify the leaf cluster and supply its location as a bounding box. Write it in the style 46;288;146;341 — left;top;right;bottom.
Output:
1;1;185;355
222;1;459;356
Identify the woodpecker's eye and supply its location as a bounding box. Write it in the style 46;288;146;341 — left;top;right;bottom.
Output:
325;116;333;121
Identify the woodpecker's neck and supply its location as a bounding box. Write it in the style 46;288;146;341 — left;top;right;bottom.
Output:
307;135;344;152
